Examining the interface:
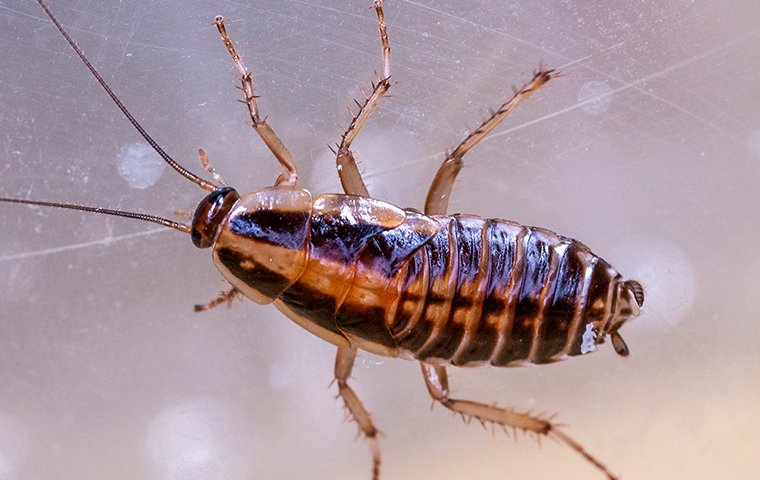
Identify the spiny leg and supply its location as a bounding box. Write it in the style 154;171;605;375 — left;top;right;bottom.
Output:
193;287;240;312
214;16;299;186
420;363;618;480
335;346;381;480
424;68;561;215
334;0;392;197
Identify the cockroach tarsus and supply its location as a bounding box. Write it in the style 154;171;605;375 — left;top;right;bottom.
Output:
2;1;645;479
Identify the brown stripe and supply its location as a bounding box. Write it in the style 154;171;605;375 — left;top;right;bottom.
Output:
494;228;557;365
393;218;450;348
452;216;493;366
489;223;529;366
528;240;565;363
388;249;430;336
560;252;595;358
539;240;585;361
414;219;460;358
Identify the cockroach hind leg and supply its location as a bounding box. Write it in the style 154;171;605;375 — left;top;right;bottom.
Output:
421;362;618;479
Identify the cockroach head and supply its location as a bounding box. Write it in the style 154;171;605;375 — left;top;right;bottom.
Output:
191;187;240;248
604;280;644;357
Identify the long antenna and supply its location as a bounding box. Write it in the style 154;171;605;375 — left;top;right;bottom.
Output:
0;197;191;234
34;0;217;192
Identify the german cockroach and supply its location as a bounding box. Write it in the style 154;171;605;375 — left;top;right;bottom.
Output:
1;1;644;479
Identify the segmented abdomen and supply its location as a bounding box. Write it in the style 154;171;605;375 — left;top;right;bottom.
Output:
388;215;621;366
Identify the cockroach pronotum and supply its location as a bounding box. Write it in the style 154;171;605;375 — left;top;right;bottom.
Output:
1;1;645;478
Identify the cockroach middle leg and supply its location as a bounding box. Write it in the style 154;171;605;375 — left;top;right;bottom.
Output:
424;68;561;215
193;286;241;312
335;346;381;480
213;16;299;186
420;363;618;480
335;0;391;197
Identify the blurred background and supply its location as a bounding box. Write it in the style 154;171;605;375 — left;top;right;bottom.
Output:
1;0;759;478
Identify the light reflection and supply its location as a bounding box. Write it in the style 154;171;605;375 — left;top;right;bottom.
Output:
143;398;251;480
745;130;760;158
578;80;613;115
0;414;30;480
610;235;696;327
116;142;166;189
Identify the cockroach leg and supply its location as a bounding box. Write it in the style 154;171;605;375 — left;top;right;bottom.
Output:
335;346;381;480
213;16;299;186
420;362;618;480
193;287;241;312
173;209;193;220
335;0;391;197
424;69;561;215
197;148;227;186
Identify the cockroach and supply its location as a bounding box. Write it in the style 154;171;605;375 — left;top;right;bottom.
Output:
1;1;645;479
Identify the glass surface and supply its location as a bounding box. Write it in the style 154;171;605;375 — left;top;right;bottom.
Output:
1;1;758;478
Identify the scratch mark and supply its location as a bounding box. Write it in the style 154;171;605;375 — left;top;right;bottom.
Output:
0;227;170;262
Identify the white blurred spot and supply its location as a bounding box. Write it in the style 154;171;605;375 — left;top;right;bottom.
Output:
143;398;250;480
745;130;760;157
580;324;597;354
0;414;30;480
117;142;165;189
578;80;613;114
610;236;696;327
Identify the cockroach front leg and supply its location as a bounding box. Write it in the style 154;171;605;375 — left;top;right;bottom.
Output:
335;346;381;480
334;0;391;197
420;363;618;480
424;69;560;215
214;16;299;186
193;286;240;312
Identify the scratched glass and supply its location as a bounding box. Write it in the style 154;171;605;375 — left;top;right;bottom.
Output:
1;1;758;479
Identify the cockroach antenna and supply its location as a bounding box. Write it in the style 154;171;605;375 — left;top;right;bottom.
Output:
0;197;191;234
33;0;218;192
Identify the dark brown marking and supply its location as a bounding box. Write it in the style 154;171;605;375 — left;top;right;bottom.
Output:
229;209;310;249
336;212;438;348
389;251;425;335
496;230;553;364
532;242;583;362
216;246;292;299
336;304;398;349
451;324;498;365
417;216;485;361
398;316;436;352
393;218;452;348
357;210;438;278
416;320;465;360
309;211;389;263
278;280;342;336
481;221;522;319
